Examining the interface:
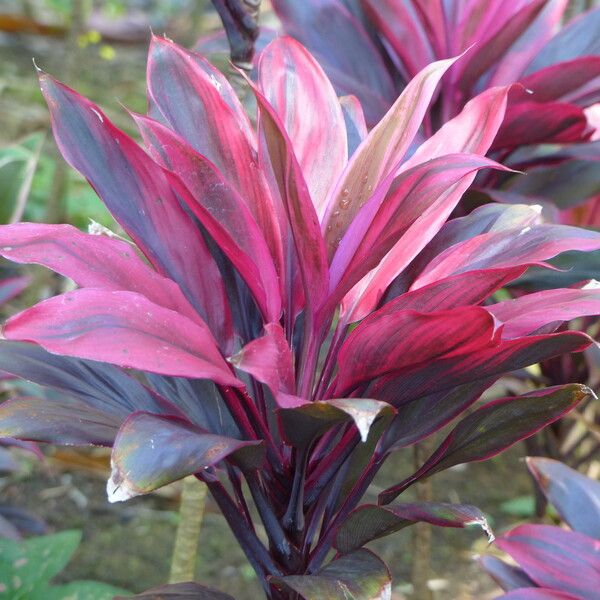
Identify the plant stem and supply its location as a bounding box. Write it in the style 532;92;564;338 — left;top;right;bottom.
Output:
169;476;207;583
411;440;434;600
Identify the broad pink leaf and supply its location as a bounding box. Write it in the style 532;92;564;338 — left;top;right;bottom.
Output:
330;155;505;303
132;114;282;322
251;79;330;315
379;384;592;503
496;524;600;597
230;323;295;399
334;306;496;394
259;37;347;220
3;289;240;386
38;72;232;351
0;223;199;324
322;55;459;257
338;88;512;321
108;411;261;502
488;283;600;338
403;86;511;167
413;224;600;290
147;36;283;277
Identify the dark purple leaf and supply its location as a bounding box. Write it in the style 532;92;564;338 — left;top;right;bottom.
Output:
108;411;263;502
271;549;391;600
335;502;492;554
0;396;120;446
379;385;592;503
116;582;235;599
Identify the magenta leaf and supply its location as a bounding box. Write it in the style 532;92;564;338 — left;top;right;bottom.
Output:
271;549;391;600
379;384;593;503
108;411;263;502
132;114;282;322
496;524;600;597
335;306;496;394
3;289;240;386
147;36;283;273
526;456;600;538
330;154;506;301
413;224;600;290
363;0;435;78
335;502;492;554
259;37;347;220
451;0;547;94
322;55;459;257
372;332;593;406
493;99;589;149
0;223;199;323
251;79;330;316
230;323;295;399
518;57;600;105
487;284;600;338
38;72;232;350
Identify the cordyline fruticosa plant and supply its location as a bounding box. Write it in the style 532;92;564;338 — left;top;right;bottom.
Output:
272;0;600;222
0;36;600;599
481;457;600;599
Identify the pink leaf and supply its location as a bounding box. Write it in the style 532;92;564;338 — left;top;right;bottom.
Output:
259;37;347;220
3;289;241;386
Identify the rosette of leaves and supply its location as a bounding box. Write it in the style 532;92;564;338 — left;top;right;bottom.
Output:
0;36;599;598
481;457;600;599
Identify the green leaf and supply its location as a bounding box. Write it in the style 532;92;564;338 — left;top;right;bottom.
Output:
0;530;81;598
32;580;130;600
271;549;391;600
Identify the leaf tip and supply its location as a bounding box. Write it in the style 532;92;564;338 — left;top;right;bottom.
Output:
106;463;137;503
